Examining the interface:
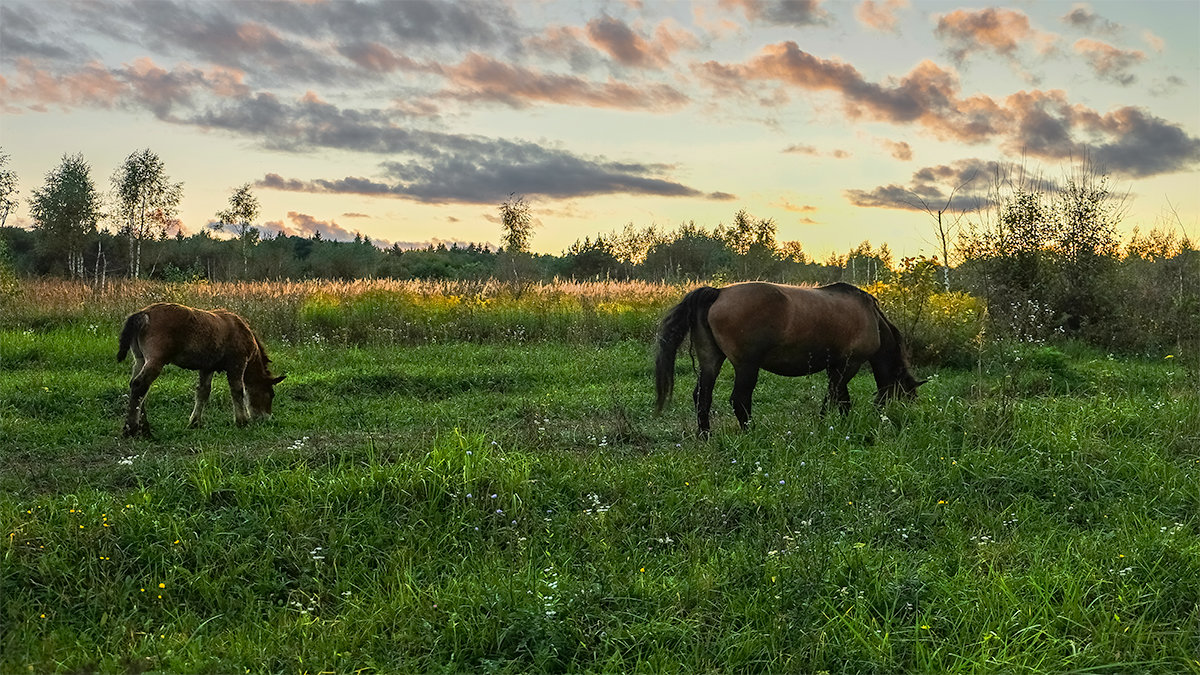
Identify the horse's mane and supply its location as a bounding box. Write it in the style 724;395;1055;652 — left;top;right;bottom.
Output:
872;302;914;372
252;333;276;375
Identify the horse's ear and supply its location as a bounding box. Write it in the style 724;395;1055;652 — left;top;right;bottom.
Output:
272;374;287;385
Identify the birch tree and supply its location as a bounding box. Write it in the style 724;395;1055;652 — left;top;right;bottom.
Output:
112;149;182;279
29;153;101;278
212;183;260;278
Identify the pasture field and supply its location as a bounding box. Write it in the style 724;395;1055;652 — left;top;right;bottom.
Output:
2;280;1199;674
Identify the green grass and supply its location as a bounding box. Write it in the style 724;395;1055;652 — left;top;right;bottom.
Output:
2;320;1199;673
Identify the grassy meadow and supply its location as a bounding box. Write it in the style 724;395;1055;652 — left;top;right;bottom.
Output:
2;279;1199;674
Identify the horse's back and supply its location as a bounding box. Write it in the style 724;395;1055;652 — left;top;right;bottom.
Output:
133;303;254;371
707;282;880;372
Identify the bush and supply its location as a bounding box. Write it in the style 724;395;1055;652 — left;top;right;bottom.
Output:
869;257;985;368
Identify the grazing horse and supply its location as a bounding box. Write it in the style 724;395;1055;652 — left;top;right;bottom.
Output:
655;282;923;435
117;303;285;437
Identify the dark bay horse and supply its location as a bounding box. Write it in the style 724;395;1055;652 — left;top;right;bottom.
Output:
655;282;923;435
117;303;285;437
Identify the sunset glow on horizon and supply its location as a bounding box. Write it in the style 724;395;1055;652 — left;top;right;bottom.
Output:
2;0;1197;259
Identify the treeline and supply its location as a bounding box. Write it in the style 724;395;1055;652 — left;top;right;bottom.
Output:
0;209;891;286
1;148;1196;355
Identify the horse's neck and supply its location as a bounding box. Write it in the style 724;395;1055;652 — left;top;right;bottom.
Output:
244;351;271;385
870;320;908;384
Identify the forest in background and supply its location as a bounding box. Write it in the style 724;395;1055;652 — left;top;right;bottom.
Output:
1;148;1196;356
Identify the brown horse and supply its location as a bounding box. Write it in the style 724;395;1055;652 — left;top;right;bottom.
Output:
655;282;923;435
117;303;285;437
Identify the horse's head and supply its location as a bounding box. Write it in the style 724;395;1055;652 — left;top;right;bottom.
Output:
247;372;286;419
874;372;926;405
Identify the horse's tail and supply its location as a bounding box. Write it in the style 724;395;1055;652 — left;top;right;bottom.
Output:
655;286;721;414
116;311;148;362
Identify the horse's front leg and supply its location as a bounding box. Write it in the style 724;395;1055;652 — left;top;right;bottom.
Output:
189;370;215;428
124;359;162;438
823;360;862;416
226;366;251;427
730;364;760;430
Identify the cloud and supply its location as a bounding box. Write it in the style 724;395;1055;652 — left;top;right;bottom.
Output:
390;237;489;251
719;0;831;26
337;42;421;74
772;198;817;213
880;139;913;161
3;0;525;88
266;211;370;244
698;42;1200;177
845;158;1001;211
0;4;92;63
934;8;1058;66
586;16;668;68
435;52;689;110
855;0;908;34
1073;38;1144;85
782;144;852;158
1142;29;1165;53
1060;4;1122;35
0;57;249;115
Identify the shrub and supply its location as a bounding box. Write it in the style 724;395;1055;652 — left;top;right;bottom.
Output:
869;257;985;368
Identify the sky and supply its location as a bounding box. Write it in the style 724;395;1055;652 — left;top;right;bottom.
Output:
2;0;1198;259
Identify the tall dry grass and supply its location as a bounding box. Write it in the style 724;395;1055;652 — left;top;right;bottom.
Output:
3;278;688;344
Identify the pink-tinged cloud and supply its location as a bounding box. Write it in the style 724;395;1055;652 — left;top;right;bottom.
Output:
855;0;908;34
880;139;913;160
699;42;1200;176
0;58;249;116
935;8;1057;63
1;59;125;112
437;52;688;111
585;15;691;69
1073;38;1144;85
1142;30;1165;53
266;211;382;245
339;42;421;73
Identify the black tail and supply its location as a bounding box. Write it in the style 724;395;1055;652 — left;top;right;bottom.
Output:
116;312;147;362
655;286;721;414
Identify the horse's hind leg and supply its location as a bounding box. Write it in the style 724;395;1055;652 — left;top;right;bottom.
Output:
693;358;724;437
189;370;214;428
730;364;760;430
124;359;162;438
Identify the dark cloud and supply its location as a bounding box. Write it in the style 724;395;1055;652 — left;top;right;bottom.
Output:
720;0;831;27
1061;4;1122;35
1085;107;1200;178
228;94;720;204
845;159;1002;211
0;4;90;63
4;0;524;87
